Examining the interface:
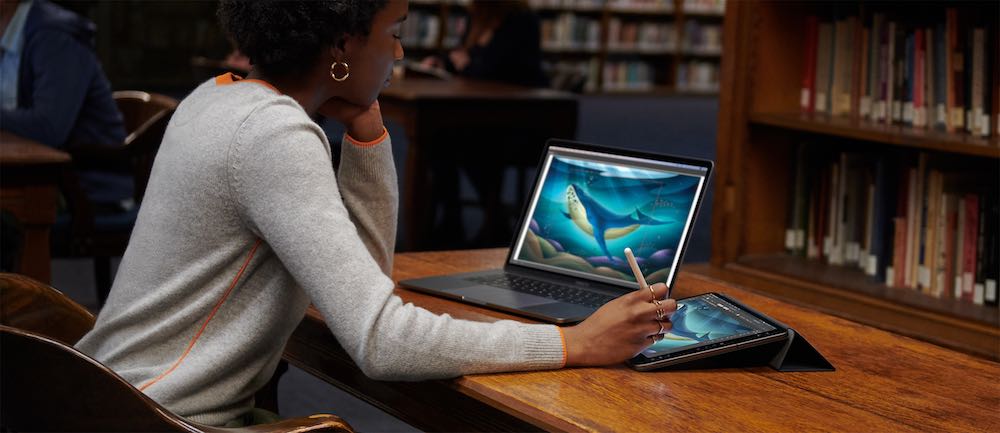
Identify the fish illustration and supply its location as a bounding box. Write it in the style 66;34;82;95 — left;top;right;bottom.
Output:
562;184;673;259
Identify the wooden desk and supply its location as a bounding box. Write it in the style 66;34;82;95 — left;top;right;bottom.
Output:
0;132;70;283
379;78;578;251
284;249;1000;432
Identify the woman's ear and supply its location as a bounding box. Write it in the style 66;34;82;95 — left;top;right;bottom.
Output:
330;33;353;60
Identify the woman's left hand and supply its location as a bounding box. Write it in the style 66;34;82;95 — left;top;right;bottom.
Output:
318;98;385;142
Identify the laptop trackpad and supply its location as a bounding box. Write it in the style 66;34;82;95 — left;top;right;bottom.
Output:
444;286;554;308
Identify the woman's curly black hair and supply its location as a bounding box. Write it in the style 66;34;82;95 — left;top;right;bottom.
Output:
218;0;389;78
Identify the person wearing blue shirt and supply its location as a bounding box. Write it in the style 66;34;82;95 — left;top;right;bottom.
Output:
0;0;128;207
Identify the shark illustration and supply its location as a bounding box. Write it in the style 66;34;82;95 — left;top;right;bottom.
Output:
561;184;673;259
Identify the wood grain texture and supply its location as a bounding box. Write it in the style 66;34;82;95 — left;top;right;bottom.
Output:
288;249;1000;432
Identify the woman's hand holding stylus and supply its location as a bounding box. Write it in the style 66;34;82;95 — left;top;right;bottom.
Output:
562;283;676;366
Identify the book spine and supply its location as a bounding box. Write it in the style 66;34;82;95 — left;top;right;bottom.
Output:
935;22;948;129
914;28;925;128
802;16;819;113
854;25;869;119
892;217;907;288
903;32;915;125
955;197;966;299
962;194;979;301
985;192;998;305
974;191;987;305
904;166;918;289
944;195;958;299
971;28;985;137
816;22;834;114
945;9;957;131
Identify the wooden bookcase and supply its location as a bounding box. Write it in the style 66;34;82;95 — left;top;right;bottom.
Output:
706;0;1000;359
403;0;724;94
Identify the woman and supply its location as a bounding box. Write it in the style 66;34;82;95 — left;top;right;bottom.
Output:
76;0;676;426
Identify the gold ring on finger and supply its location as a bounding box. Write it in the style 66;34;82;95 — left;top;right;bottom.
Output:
656;308;667;321
656;319;665;335
647;285;656;303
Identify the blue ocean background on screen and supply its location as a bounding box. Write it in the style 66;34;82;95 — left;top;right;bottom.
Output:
643;297;756;354
516;155;700;283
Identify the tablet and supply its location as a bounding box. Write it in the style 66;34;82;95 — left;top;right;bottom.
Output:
628;292;789;371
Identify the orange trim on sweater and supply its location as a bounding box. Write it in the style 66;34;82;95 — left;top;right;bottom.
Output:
557;326;568;368
138;239;264;392
215;73;279;94
344;127;388;148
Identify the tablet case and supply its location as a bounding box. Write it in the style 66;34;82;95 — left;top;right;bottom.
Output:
656;328;835;372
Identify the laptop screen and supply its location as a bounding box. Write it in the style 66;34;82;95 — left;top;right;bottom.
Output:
510;146;710;289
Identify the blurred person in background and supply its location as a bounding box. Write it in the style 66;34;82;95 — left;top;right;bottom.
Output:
423;0;549;247
0;0;128;210
424;0;547;88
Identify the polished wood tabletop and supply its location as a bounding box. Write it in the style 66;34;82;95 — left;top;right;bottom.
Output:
0;132;71;165
378;78;578;251
285;249;1000;432
0;132;70;283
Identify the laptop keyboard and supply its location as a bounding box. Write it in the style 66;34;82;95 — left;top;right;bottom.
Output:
468;274;615;308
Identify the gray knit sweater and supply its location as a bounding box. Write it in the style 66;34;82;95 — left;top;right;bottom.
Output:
75;76;565;426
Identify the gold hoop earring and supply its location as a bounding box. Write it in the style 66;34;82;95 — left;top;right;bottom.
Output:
330;61;350;82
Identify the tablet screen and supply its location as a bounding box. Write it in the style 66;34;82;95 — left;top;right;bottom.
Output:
641;293;779;358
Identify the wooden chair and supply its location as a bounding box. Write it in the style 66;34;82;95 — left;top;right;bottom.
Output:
53;91;179;305
0;272;95;345
0;273;351;433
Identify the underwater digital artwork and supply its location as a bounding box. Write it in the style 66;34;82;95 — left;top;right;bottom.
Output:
642;295;764;356
515;155;702;284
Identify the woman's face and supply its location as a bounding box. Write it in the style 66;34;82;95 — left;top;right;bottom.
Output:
339;0;407;105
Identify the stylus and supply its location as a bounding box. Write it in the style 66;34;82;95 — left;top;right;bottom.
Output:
624;247;652;296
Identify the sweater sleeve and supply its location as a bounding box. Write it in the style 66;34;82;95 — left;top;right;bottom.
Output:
0;30;92;148
336;131;397;275
228;102;565;380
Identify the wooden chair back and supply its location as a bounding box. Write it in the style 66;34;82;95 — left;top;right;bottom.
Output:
112;90;179;203
0;272;95;345
0;274;354;433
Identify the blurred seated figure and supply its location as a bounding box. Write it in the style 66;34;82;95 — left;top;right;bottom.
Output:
423;0;547;88
0;0;128;210
421;0;552;248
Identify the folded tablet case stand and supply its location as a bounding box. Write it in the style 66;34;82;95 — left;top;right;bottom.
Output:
658;328;835;372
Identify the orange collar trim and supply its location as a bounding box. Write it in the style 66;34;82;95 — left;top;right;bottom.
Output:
215;73;280;94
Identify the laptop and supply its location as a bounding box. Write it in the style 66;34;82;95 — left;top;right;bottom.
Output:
400;139;714;323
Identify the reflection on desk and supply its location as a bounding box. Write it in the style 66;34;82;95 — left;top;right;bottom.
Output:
284;249;1000;432
0;132;70;282
379;78;578;251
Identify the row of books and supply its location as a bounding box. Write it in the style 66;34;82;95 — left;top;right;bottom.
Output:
682;21;721;55
676;61;719;92
785;146;999;306
530;0;603;11
683;0;725;15
609;0;673;13
607;20;675;52
603;61;655;91
541;13;601;51
545;59;601;92
799;9;998;138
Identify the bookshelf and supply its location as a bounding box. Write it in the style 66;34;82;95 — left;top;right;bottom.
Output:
709;1;1000;359
401;0;724;94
